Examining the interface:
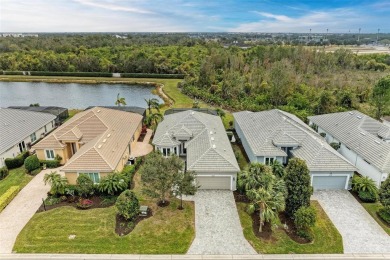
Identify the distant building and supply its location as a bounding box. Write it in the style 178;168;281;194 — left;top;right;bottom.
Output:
0;108;56;167
8;106;68;124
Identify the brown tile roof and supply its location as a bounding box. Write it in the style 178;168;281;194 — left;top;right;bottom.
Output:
33;107;143;172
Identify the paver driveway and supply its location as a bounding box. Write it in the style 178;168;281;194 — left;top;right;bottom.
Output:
187;190;256;255
0;168;56;253
314;190;390;254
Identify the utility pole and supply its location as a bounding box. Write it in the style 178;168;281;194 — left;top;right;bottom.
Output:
377;28;380;45
358;28;361;42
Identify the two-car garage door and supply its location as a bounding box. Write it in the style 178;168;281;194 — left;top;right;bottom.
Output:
197;176;232;190
312;176;348;190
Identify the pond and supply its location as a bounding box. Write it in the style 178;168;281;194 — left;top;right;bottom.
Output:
0;81;163;109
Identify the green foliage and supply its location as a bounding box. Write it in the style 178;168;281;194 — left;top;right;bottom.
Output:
141;151;184;204
294;206;317;231
76;174;95;198
145;112;163;127
379;175;390;207
358;190;378;203
39;160;60;168
121;165;136;182
98;173;128;195
115;93;127;107
122;73;185;79
330;142;340;150
30;71;113;77
237;163;274;193
44;196;61;206
145;98;160;114
43;171;68;196
352;175;378;195
378;206;390;224
284;158;312;218
5;151;29;169
0;186;20;212
172;170;198;209
0;166;9;180
270;160;285;178
24;155;40;173
372;75;390;119
116;190;140;220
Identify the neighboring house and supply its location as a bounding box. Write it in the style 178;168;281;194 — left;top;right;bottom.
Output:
382;116;390;127
309;111;390;186
234;109;356;190
33;107;143;184
0;108;56;168
152;110;240;190
8;106;68;124
85;106;146;118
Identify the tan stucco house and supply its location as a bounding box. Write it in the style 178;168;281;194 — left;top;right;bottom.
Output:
33;107;143;184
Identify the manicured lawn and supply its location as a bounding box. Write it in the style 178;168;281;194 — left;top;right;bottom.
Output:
232;143;250;170
0;167;32;196
13;171;195;254
361;202;390;235
237;201;343;254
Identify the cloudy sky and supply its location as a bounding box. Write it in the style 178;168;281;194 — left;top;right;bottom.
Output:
0;0;389;33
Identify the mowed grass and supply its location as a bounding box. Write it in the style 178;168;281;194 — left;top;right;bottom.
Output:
0;167;32;196
361;202;390;235
237;201;343;254
13;171;195;254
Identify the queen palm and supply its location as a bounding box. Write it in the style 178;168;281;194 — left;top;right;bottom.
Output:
146;112;163;127
115;93;127;107
43;171;68;195
145;98;160;114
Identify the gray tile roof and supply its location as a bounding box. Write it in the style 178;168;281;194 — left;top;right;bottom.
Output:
153;110;239;173
308;111;390;173
0;108;56;154
234;109;356;172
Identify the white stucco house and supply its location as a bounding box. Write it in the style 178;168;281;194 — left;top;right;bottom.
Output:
0;108;56;168
309;111;390;187
234;109;356;190
152;110;240;190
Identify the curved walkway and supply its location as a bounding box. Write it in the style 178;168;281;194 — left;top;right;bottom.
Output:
186;190;256;255
0;168;57;253
130;129;153;158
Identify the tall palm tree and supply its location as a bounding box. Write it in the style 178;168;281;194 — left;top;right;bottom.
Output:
43;171;68;195
144;98;160;114
115;93;127;107
271;160;285;178
237;163;273;192
246;171;286;232
146;112;163;127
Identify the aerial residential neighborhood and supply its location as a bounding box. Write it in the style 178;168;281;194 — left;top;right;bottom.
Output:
1;1;390;260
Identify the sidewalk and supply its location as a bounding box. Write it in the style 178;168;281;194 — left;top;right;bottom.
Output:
0;168;57;253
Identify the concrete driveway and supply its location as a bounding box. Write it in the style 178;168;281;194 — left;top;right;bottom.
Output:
186;190;256;255
313;190;390;254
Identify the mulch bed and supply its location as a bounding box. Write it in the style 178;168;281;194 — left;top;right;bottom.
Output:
115;209;152;236
157;200;170;207
278;212;311;244
36;195;116;213
137;133;146;142
251;212;275;241
233;191;250;203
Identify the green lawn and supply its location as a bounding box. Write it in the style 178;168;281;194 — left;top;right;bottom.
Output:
0;167;32;196
232;143;250;170
13;171;195;254
361;202;390;235
237;201;343;254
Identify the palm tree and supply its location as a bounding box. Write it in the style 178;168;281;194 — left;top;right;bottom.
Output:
215;108;226;118
115;93;127;107
146;112;163;127
237;163;273;192
43;171;68;195
271;160;285;178
145;98;160;114
246;171;286;232
352;175;378;194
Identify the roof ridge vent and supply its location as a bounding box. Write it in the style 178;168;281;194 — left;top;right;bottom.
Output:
210;131;213;135
360;132;366;136
357;115;362;119
103;139;107;143
375;140;381;144
98;144;102;148
211;137;215;141
349;112;354;115
212;144;216;149
97;109;101;113
107;134;111;138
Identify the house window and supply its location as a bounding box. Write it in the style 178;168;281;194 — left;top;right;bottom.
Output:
80;172;100;183
265;157;275;165
162;148;169;156
30;133;37;143
18;141;26;153
45;149;55;160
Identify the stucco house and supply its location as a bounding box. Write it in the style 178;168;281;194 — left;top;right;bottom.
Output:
234;109;356;190
309;111;390;186
382;116;390;128
152;110;240;190
33;107;143;184
0;108;56;168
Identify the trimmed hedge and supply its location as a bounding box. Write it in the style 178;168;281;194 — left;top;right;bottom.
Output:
3;71;24;75
29;71;113;77
40;160;60;168
358;190;378;203
0;186;20;213
24;155;41;172
121;73;185;79
4;151;29;169
0;166;9;180
378;206;390;224
122;165;136;181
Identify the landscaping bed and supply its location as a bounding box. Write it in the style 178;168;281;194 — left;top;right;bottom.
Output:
115;209;152;236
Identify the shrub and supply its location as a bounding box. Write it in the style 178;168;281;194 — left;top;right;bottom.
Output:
43;171;68;195
352;175;378;196
379;176;390;207
29;71;113;77
319;132;326;138
0;167;9;180
44;196;61;206
358;190;378;202
297;229;314;241
121;73;185;79
0;186;20;212
294;206;317;230
24;155;40;172
3;71;24;75
76;174;95;198
5;151;29;169
378;206;390;224
116;190;140;220
330;142;340;150
76;198;94;209
122;165;136;181
98;173;128;195
39;160;59;168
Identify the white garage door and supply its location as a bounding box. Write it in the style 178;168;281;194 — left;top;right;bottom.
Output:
312;176;347;190
197;176;231;190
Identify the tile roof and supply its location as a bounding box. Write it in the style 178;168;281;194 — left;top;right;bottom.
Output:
153;110;239;173
33;107;143;172
234;109;356;172
0;108;56;154
308;111;390;173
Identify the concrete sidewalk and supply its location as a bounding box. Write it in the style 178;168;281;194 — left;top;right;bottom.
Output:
0;168;58;253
